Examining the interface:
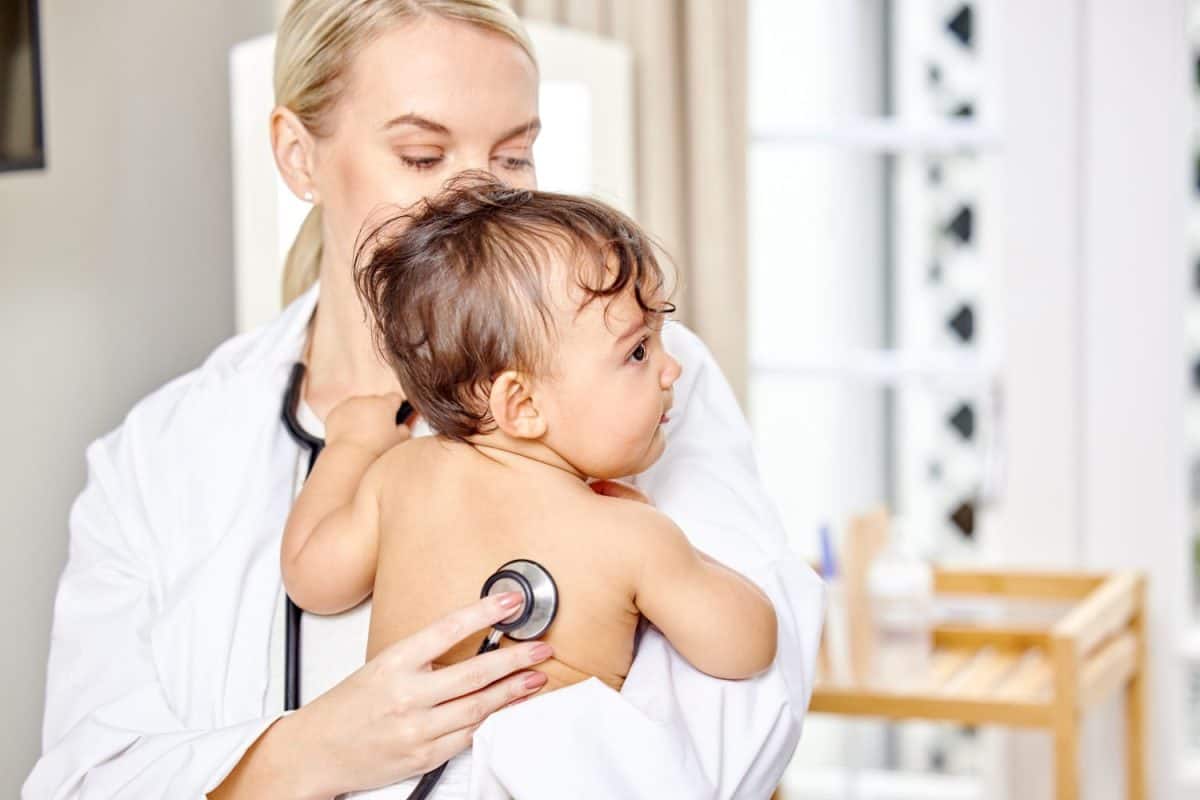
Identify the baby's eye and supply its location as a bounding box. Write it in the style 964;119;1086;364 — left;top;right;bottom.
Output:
629;340;648;363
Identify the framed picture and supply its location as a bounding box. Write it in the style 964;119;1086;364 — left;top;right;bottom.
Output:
0;0;45;171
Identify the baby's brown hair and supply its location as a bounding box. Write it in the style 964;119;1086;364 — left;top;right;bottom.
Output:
354;172;675;441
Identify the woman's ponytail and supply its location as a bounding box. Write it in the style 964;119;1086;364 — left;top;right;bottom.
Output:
282;204;324;305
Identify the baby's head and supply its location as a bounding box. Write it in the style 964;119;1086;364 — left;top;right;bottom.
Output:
355;173;681;479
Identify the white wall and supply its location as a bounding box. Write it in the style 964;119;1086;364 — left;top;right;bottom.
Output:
0;1;273;794
997;1;1189;798
1078;1;1188;798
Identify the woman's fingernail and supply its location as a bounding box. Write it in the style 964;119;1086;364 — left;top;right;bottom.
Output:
529;643;553;661
523;672;548;690
497;592;523;609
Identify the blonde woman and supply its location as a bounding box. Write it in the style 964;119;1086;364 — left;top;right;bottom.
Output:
24;2;821;799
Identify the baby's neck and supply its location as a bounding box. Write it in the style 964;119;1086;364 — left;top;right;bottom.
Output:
462;432;591;490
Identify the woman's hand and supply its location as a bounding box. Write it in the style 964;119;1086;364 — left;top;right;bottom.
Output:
297;590;552;796
209;591;552;800
325;393;414;455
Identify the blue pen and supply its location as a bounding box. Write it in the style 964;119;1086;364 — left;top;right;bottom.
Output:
819;523;838;580
818;523;852;683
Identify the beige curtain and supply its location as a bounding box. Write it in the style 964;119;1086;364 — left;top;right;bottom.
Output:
512;0;749;402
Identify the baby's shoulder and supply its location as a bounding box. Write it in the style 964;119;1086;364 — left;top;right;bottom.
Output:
577;492;683;555
373;435;458;483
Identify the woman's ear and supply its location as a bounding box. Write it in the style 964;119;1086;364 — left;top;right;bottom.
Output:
270;106;319;203
488;371;547;440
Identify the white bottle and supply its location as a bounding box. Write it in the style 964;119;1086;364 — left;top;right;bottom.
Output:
867;540;934;690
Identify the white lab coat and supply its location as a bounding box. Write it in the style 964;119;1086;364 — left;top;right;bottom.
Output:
23;283;824;800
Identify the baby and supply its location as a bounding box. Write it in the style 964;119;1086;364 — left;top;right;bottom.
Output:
281;176;777;707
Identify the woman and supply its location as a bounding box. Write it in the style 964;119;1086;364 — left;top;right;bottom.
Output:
24;1;821;798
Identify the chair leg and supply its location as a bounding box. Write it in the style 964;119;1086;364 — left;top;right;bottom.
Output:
1126;605;1147;800
1051;636;1081;800
1053;717;1080;800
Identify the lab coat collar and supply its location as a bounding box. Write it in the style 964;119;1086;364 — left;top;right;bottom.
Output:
223;281;320;373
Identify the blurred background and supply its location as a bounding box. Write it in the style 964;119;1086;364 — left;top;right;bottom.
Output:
0;0;1194;798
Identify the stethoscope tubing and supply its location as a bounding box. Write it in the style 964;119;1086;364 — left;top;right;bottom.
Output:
282;362;456;800
404;634;503;800
281;363;321;713
281;362;413;711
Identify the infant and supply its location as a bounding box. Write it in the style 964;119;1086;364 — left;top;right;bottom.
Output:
281;176;777;706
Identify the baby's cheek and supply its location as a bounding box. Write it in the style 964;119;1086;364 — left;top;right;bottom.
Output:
579;425;639;479
638;426;668;472
613;416;663;475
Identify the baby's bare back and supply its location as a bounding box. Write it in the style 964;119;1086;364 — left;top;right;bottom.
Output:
366;437;642;693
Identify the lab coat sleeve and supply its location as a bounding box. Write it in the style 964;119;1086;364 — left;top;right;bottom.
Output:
623;323;824;798
22;419;281;799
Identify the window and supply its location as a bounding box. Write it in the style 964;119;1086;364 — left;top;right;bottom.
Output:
1187;0;1200;783
749;0;1000;562
747;0;1000;792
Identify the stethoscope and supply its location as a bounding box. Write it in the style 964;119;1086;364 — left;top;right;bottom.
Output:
281;361;560;799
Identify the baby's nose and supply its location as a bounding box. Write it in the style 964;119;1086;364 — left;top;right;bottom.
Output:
661;354;682;387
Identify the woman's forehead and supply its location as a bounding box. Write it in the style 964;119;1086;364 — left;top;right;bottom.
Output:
340;15;539;137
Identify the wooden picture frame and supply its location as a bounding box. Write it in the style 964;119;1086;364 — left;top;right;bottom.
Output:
0;0;46;172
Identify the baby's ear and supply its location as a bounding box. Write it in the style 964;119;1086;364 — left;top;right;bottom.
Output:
488;371;547;440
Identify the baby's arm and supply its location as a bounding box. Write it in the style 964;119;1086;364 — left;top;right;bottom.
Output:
280;394;410;615
629;505;778;679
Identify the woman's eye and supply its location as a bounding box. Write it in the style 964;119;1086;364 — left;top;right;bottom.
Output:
496;155;534;171
401;156;442;171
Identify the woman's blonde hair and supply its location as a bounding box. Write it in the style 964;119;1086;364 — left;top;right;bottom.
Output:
274;0;536;305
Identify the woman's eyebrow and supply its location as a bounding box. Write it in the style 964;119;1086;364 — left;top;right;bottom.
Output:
496;117;541;143
381;113;450;134
380;116;540;144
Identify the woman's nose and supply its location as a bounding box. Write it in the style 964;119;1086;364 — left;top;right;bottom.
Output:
457;150;508;178
661;354;682;387
451;161;498;184
462;158;495;177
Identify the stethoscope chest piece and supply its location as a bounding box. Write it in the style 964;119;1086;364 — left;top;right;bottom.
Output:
480;559;559;641
408;558;560;800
